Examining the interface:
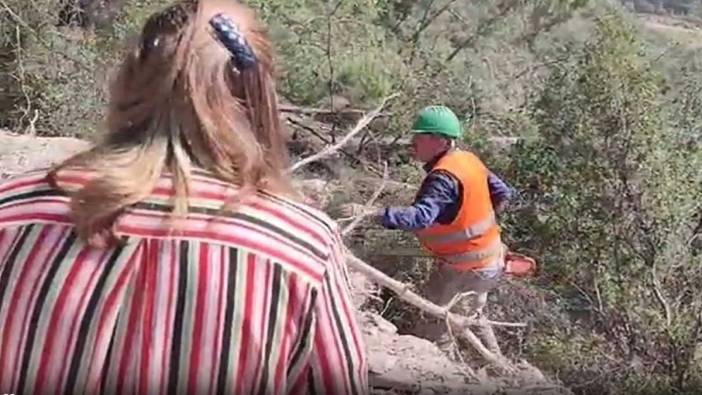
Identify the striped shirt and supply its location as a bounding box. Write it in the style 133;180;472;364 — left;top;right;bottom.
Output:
0;168;368;395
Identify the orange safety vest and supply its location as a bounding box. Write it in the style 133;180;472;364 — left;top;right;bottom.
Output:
415;150;503;271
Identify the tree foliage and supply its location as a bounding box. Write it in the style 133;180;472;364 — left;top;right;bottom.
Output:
505;13;702;392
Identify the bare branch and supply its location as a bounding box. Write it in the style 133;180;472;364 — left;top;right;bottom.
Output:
286;116;385;176
280;104;391;117
651;264;672;327
324;0;343;141
289;93;399;173
0;0;99;74
346;252;520;371
342;162;388;236
568;279;601;315
408;0;458;61
594;275;604;314
444;0;520;63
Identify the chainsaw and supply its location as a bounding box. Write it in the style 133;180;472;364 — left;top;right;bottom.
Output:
503;251;538;278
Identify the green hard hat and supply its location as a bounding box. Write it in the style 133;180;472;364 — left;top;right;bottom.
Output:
411;105;462;139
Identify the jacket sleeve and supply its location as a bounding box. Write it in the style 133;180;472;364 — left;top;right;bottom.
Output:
378;171;459;231
287;229;369;395
487;171;513;208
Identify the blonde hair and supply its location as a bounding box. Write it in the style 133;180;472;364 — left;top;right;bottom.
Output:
49;0;293;246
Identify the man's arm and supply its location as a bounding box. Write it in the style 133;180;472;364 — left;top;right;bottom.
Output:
377;172;459;231
488;171;513;211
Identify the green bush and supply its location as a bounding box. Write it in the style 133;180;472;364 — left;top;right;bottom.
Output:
1;0;595;141
504;11;702;393
0;0;173;136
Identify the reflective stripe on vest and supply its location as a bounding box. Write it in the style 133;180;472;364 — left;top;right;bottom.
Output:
439;237;503;264
417;210;496;245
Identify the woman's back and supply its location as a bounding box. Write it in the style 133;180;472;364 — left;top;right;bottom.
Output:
0;169;367;395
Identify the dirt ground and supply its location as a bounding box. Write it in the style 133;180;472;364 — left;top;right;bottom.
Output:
0;129;90;180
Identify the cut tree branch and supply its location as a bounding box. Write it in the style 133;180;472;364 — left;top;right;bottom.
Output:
345;253;526;332
347;253;517;372
280;104;392;117
285;116;385;176
289;93;399;173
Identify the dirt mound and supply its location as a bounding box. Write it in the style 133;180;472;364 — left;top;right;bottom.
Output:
0;130;91;180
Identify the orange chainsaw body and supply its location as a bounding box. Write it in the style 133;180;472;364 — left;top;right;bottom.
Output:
503;251;537;277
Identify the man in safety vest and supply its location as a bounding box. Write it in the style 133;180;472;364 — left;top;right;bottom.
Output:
342;105;520;354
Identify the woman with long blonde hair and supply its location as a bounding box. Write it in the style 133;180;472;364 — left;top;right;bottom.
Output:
0;1;368;394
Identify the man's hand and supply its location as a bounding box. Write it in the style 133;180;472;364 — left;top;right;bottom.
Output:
339;203;380;221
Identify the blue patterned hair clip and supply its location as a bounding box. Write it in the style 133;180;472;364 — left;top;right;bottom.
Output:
209;13;257;71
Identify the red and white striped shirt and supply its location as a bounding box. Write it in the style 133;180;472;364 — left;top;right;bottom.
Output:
0;169;368;395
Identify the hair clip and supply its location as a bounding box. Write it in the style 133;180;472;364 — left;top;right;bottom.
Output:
138;35;160;61
209;13;257;71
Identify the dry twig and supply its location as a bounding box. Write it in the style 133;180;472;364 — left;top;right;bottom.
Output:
651;264;672;327
285;115;385;176
280;104;391;117
341;162;389;236
289;93;399;173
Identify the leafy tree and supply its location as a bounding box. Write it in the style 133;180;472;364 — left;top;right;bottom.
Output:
505;12;702;392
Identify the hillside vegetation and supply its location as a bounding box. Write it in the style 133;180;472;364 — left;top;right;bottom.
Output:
622;0;702;16
1;0;701;393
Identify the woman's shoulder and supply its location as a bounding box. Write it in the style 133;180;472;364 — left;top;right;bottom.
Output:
258;190;340;237
176;173;345;283
0;169;57;201
0;169;74;227
190;170;341;240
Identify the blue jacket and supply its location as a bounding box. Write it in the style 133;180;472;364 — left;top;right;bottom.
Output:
379;150;513;231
